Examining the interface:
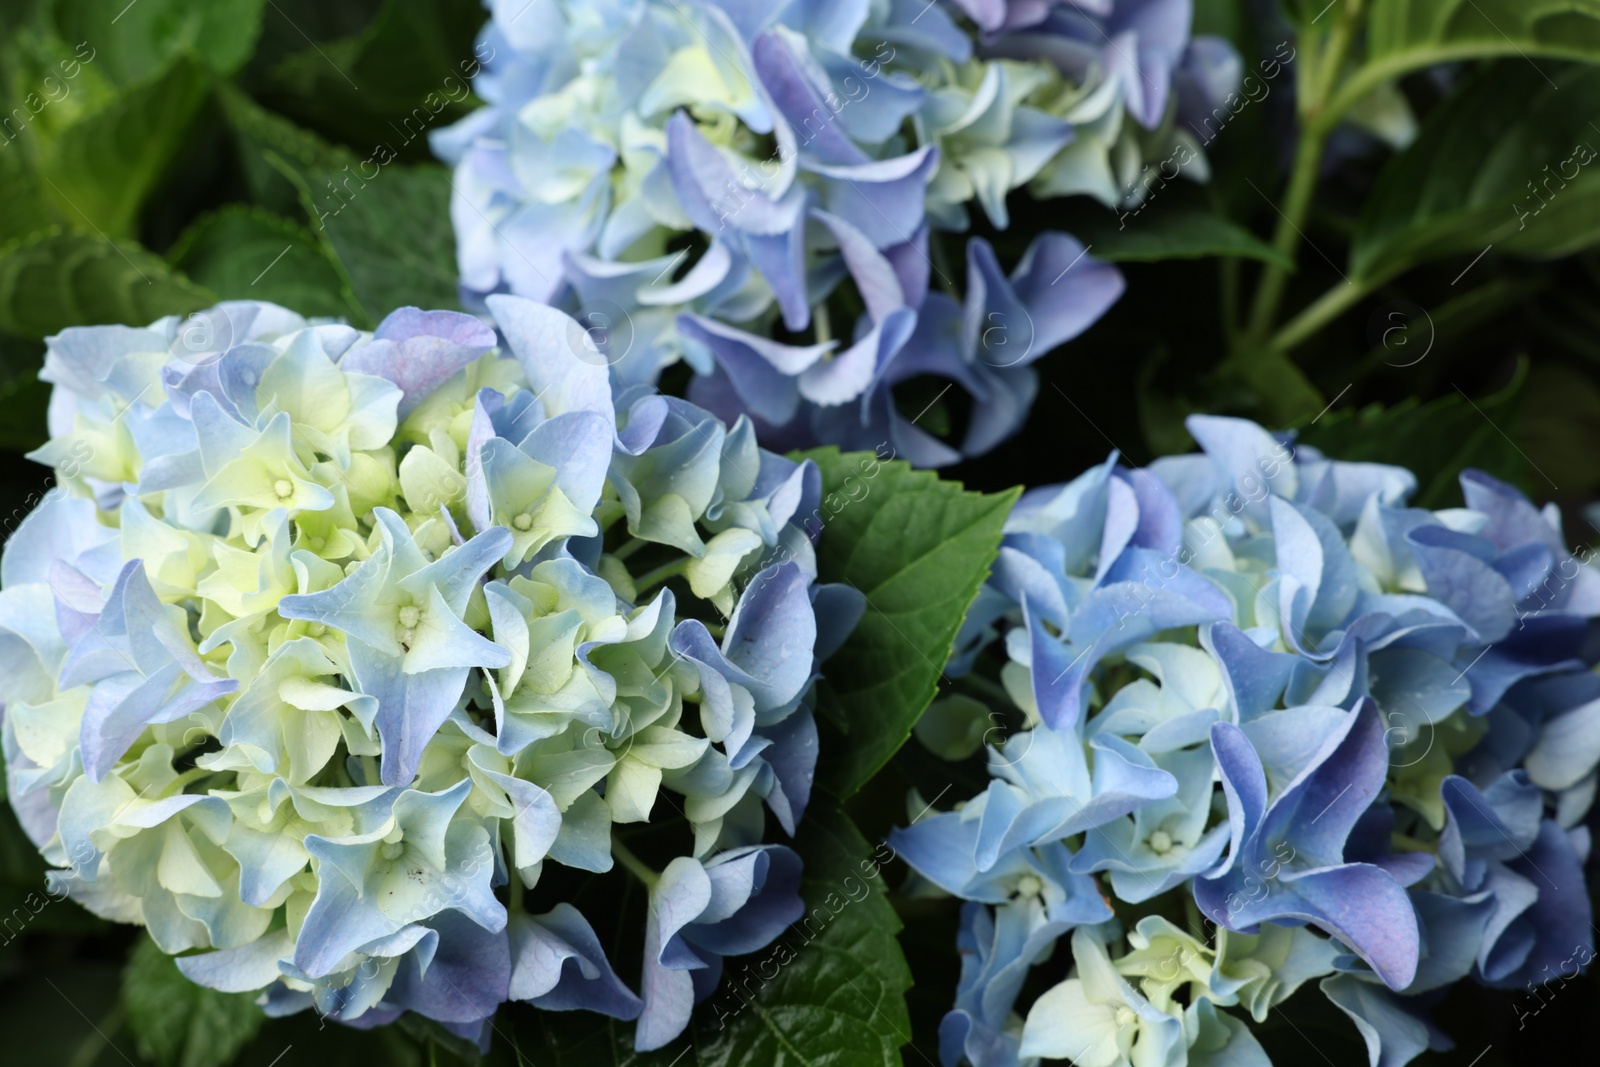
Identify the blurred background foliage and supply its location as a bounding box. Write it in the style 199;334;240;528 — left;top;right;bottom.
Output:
0;0;475;453
3;0;1600;1063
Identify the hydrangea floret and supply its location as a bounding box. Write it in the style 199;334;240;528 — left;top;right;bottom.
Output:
431;0;1237;465
0;297;862;1051
896;415;1600;1067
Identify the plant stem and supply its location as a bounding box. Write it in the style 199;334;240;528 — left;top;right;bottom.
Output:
632;558;688;595
1244;130;1328;344
959;671;1015;708
1220;256;1241;348
813;301;833;346
1269;276;1375;353
612;537;648;561
508;867;525;913
162;766;215;796
64;1004;124;1067
1244;5;1361;345
929;230;960;298
1305;1;1362;131
612;838;659;889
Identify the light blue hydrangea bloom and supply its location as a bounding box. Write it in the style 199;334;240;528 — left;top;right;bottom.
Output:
432;0;1235;465
0;297;859;1050
897;415;1600;1067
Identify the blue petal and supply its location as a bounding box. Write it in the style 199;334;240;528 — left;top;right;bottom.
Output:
509;906;643;1018
723;562;818;712
387;911;511;1024
636;856;713;1051
1321;974;1438;1067
342;308;496;417
486;295;615;423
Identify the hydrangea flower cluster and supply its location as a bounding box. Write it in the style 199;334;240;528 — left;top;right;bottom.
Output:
431;0;1237;466
0;297;862;1050
895;415;1600;1067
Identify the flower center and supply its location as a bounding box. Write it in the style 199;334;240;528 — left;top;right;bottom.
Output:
398;605;422;629
1114;1006;1136;1028
1149;830;1173;855
512;512;535;531
306;622;327;638
380;841;405;861
273;478;295;500
1015;874;1043;898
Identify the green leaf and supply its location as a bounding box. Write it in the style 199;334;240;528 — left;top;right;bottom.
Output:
217;82;358;171
1215;346;1326;427
1340;0;1600;118
243;0;390;75
1521;360;1600;501
797;449;1017;799
1329;0;1600;127
528;806;912;1067
0;21;120;138
123;935;264;1067
263;0;486;156
1350;64;1600;282
1296;360;1532;508
1193;0;1249;43
0;143;55;247
0;229;216;338
31;58;210;237
52;0;266;85
169;205;359;319
216;82;357;215
1072;208;1294;268
275;155;462;322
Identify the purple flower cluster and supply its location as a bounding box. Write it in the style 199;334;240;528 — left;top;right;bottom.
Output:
433;1;1238;465
896;416;1600;1067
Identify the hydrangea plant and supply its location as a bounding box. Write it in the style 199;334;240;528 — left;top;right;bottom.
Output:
896;415;1600;1067
431;0;1237;466
0;297;866;1051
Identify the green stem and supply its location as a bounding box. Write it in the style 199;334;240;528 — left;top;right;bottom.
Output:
1392;832;1437;855
929;230;960;298
508;868;525;913
1268;275;1376;353
1306;1;1362;129
813;302;833;346
1184;895;1211;947
612;537;649;562
162;767;215;796
1210;171;1242;346
64;1004;124;1067
632;558;687;594
1322;45;1464;131
1244;130;1328;343
1220;256;1241;348
959;671;1015;709
612;838;659;889
1243;5;1361;344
